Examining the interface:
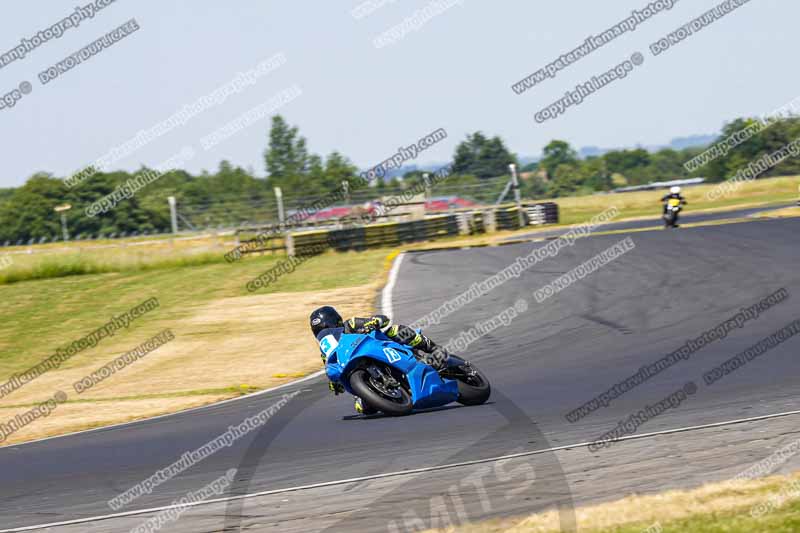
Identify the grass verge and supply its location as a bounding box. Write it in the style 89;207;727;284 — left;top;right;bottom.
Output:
423;472;800;532
551;175;800;225
0;234;238;285
0;248;390;445
753;206;800;219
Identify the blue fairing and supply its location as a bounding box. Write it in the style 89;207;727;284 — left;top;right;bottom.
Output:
322;329;459;409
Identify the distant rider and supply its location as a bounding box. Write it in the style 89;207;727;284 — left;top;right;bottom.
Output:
309;305;450;414
661;186;687;215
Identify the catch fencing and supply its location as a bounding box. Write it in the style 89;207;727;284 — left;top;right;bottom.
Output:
0;175;559;249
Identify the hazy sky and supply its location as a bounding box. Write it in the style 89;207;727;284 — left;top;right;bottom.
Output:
0;0;795;187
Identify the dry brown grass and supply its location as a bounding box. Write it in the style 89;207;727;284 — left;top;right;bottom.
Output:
0;282;380;446
753;206;800;218
108;284;380;397
422;472;800;533
551;175;800;225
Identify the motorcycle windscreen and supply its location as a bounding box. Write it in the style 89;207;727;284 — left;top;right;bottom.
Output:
668;198;681;207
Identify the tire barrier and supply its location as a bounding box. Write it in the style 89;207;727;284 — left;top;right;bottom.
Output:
289;214;461;256
526;202;560;226
269;205;558;257
495;202;559;230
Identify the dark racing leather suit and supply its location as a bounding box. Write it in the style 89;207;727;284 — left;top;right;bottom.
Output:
344;315;439;352
316;315;443;363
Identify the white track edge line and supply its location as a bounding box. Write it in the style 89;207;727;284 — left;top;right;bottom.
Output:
2;370;325;450
5;407;800;532
381;252;404;318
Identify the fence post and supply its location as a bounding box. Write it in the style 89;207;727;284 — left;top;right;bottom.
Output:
54;204;72;242
60;213;70;241
483;209;497;233
342;181;351;205
285;232;295;257
456;213;470;235
167;196;178;234
509;163;525;228
274;187;285;224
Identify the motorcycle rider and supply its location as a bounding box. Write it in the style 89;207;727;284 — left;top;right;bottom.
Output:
661;186;687;226
309;305;450;414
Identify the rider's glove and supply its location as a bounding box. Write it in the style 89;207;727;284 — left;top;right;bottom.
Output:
329;381;345;395
363;315;390;331
348;315;391;334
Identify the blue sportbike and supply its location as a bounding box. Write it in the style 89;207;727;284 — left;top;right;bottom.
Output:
321;328;491;416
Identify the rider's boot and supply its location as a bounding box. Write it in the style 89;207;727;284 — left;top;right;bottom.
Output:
429;344;453;370
413;344;451;371
354;396;378;415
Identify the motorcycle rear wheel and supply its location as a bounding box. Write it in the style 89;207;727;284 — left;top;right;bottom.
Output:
445;357;491;406
349;368;413;416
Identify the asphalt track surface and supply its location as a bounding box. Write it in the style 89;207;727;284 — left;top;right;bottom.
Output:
1;217;799;532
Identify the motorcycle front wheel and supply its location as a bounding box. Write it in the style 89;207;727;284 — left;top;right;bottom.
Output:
349;367;413;416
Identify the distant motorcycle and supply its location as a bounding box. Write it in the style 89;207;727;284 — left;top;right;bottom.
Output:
322;329;491;416
663;199;682;228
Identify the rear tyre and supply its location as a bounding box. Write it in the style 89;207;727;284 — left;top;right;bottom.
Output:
349;368;413;416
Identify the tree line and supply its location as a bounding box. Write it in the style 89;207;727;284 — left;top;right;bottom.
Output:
2;114;800;243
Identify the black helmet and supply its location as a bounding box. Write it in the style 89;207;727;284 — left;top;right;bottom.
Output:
310;306;343;336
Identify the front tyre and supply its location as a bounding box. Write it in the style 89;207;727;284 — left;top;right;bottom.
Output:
349;368;413;416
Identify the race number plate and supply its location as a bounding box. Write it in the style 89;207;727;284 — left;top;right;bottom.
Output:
383;347;402;363
319;335;339;358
